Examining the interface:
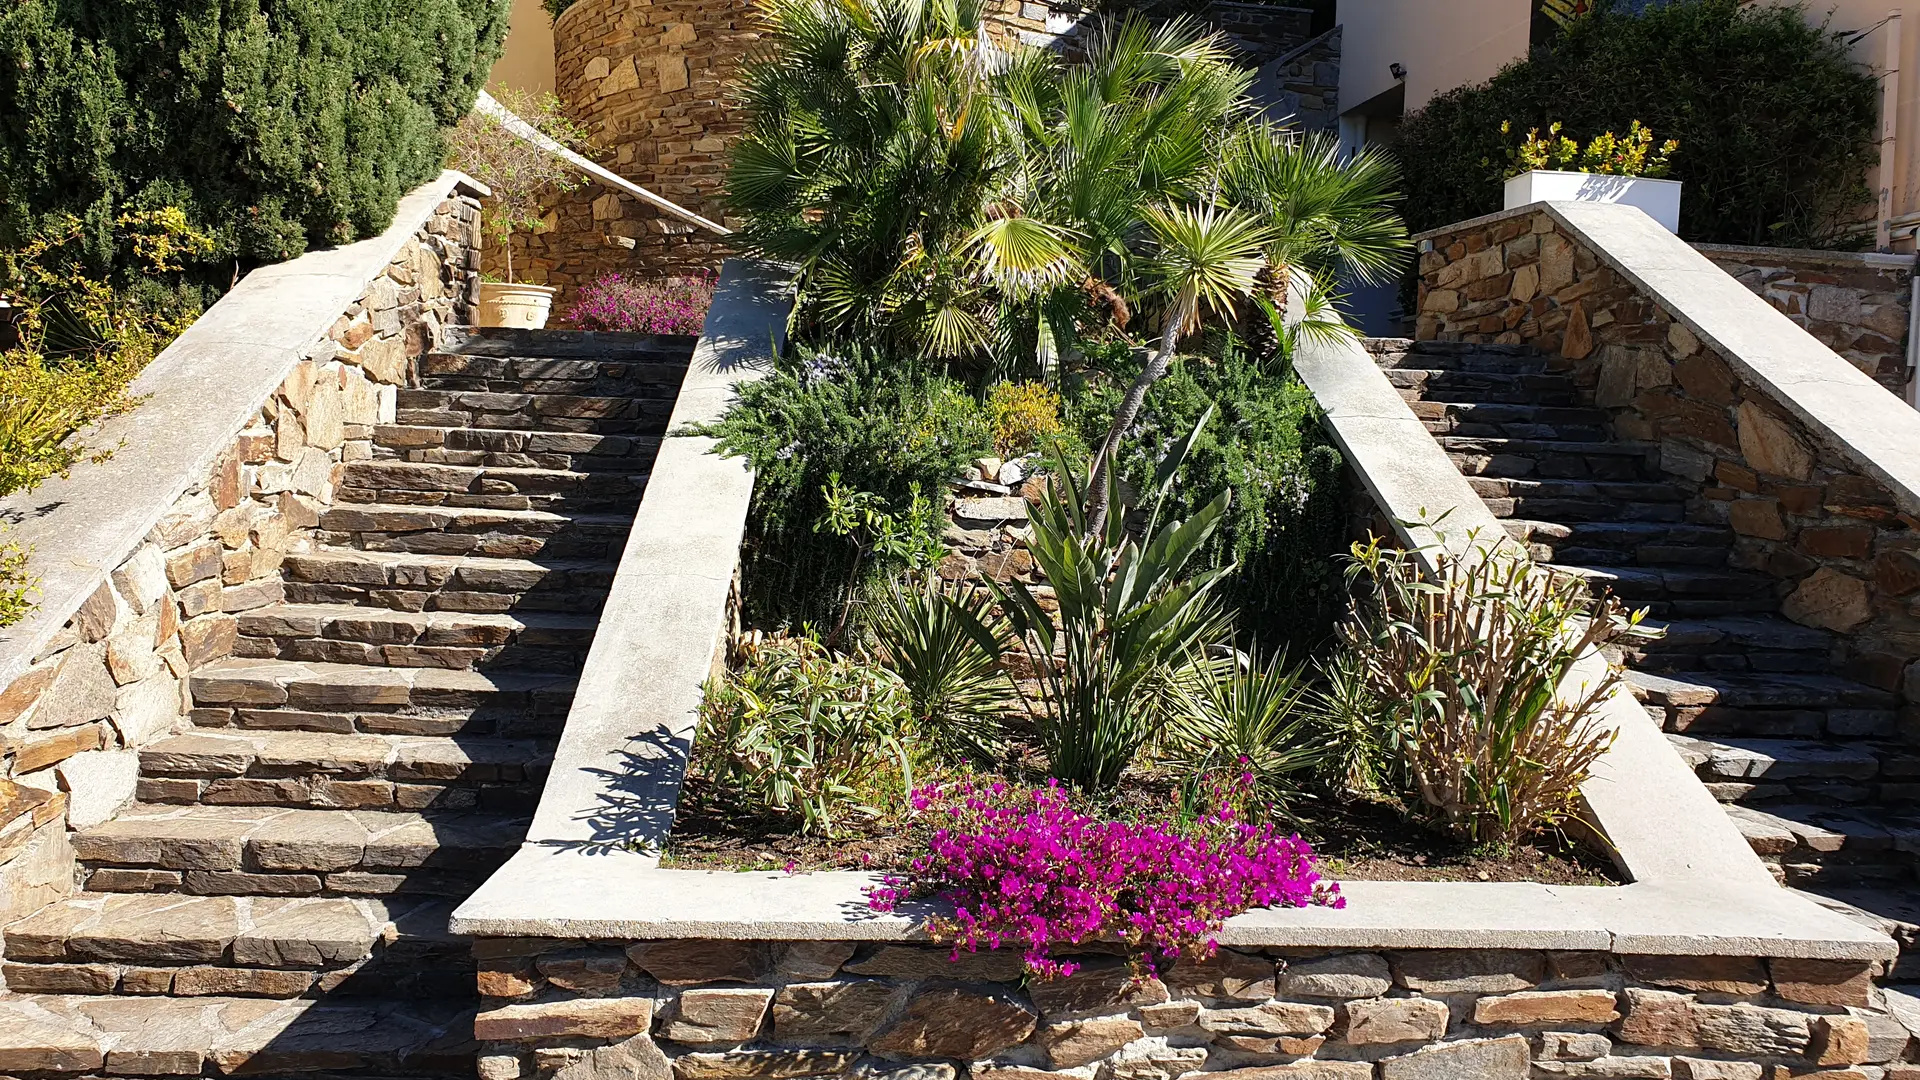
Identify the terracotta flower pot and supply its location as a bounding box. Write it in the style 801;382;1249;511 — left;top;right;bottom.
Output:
478;281;558;329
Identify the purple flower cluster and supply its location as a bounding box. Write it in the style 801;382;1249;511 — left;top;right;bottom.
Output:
866;774;1343;978
566;272;714;334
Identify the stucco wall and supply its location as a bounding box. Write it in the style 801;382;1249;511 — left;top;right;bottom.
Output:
489;0;557;96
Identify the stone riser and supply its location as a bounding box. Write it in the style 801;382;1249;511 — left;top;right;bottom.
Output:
374;447;660;475
1621;648;1834;675
191;704;567;740
1399;385;1582;406
1449;453;1658;482
2;956;473;1001
1429;420;1615;441
419;350;690;381
280;581;610;617
391;398;672;437
317;529;627;562
135;775;541;814
336;486;643;514
233;634;586;673
1486;497;1688;524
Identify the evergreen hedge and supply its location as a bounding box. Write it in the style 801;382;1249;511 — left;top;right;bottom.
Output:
1395;0;1879;248
0;0;511;272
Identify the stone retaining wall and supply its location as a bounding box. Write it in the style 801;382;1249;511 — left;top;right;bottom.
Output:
1694;244;1913;398
0;186;480;930
471;939;1917;1080
1415;206;1920;715
1252;26;1340;133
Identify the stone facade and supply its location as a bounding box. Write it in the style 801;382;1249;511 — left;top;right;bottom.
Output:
472;939;1918;1080
1695;244;1913;398
0;195;481;933
1252;26;1340;133
1415;209;1920;716
1203;3;1315;66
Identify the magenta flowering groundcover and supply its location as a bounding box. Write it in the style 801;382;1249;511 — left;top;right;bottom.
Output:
567;272;714;335
865;775;1343;978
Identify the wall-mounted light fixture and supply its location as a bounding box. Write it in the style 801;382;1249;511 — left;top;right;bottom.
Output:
1389;62;1408;81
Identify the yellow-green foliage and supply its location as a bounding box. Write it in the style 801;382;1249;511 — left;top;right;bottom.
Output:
986;381;1064;458
1502;120;1678;181
0;208;213;626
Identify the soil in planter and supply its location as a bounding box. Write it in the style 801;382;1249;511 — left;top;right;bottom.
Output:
661;773;1622;886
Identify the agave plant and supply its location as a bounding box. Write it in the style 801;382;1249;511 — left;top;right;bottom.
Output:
868;578;1014;761
991;414;1235;791
1165;649;1328;810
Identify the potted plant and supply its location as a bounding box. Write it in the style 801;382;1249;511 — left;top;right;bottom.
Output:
446;88;593;328
1500;120;1682;232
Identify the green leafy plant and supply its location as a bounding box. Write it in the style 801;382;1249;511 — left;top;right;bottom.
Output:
1338;536;1651;844
991;419;1235;791
1306;652;1401;801
1502;120;1677;180
1164;650;1326;809
694;635;914;835
816;475;944;644
0;531;36;628
868;579;1014;762
0;0;510;271
694;343;992;631
445;87;591;283
1397;0;1877;246
986;381;1065;459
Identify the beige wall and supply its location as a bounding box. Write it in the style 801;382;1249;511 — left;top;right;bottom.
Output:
488;0;556;97
1337;0;1528;114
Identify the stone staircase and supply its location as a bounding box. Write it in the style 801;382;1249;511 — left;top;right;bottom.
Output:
1371;337;1920;983
0;329;693;1077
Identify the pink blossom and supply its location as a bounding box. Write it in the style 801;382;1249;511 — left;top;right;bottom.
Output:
566;272;714;334
865;773;1343;978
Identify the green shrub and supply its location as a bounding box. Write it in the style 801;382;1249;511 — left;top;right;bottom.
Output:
992;449;1235;792
869;580;1014;763
1164;650;1327;810
694;343;993;633
1339;537;1651;844
695;635;914;835
0;0;510;275
1396;0;1878;247
1080;339;1349;655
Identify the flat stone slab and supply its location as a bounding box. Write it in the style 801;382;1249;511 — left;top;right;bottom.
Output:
4;893;403;969
0;992;473;1077
74;803;525;874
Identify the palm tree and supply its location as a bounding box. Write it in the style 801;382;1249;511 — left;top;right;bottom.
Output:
728;1;1411;530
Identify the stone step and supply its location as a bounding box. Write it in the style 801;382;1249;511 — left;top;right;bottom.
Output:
373;425;663;473
418;349;690;397
136;730;551;812
0;992;475;1077
1632;669;1897;710
439;325;696;360
393;388;672;436
1801;886;1920;980
74;803;526;898
1365;339;1549;373
338;460;645;513
1412;400;1612;440
1471;476;1687;507
317;503;634;560
1618;614;1837;673
282;549;616;615
1386;368;1579;405
1719;802;1920;887
189;658;574;738
1669;733;1917;805
1441;437;1659;481
234;603;597;670
3;894;468;997
1549;563;1776;603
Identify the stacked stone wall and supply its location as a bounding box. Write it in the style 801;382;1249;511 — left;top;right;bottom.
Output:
471;939;1918;1080
1253;26;1340;133
0;194;482;929
1416;209;1920;725
1694;245;1913;398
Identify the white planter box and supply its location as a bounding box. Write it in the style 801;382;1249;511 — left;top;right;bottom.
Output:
1504;169;1682;233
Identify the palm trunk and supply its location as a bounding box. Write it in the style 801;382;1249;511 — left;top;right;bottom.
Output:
1085;299;1187;537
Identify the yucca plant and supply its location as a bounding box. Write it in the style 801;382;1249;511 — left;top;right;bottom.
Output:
868;578;1015;761
1165;649;1327;810
1339;536;1652;844
991;416;1235;790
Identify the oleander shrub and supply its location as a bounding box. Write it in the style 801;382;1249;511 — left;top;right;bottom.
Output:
694;343;993;633
567;272;715;335
1396;0;1878;247
695;635;914;835
1339;538;1653;844
0;0;511;276
865;773;1343;977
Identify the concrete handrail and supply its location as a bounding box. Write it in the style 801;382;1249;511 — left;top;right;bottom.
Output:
473;91;732;238
0;171;486;692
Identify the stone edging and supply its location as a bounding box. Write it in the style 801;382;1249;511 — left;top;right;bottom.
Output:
453;259;1890;963
1418;202;1920;521
0;170;488;692
1691;241;1917;272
